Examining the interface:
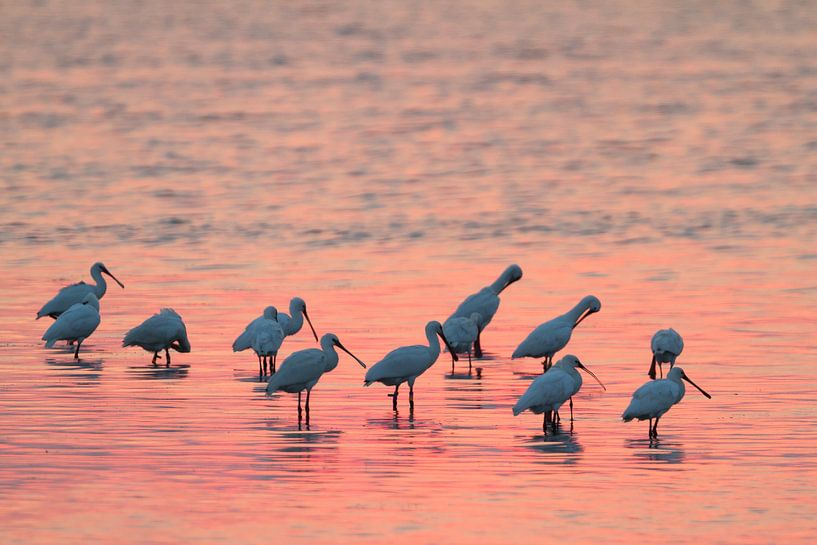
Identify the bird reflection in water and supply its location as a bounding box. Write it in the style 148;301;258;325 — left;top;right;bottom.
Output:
626;437;686;463
522;431;584;465
126;363;190;380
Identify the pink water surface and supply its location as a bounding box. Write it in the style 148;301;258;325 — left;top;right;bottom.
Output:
2;1;817;544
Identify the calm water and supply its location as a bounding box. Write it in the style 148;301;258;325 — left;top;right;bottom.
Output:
2;1;817;543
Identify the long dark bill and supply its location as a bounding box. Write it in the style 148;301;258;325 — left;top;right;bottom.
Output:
572;309;596;329
648;355;658;379
577;362;607;391
682;373;712;399
439;331;459;362
336;341;367;368
102;267;125;288
303;308;319;342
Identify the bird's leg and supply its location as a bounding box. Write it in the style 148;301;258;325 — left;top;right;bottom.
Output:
648;418;654;438
474;333;483;358
543;413;547;433
451;356;455;374
569;397;574;422
258;355;263;382
542;359;548;371
305;390;311;425
298;391;303;421
653;416;660;438
165;348;171;367
659;362;663;379
272;353;277;374
554;410;561;425
648;355;657;379
409;383;415;412
74;340;81;359
152;352;160;365
388;384;400;411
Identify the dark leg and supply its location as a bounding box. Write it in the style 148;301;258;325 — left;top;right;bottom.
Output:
653;416;660;438
474;332;483;358
659;362;663;379
258;355;263;381
648;418;654;438
648;355;657;379
298;391;303;421
165;348;171;367
272;353;277;374
468;351;472;372
262;355;267;377
543;413;547;432
409;383;415;411
74;340;81;359
451;355;455;374
554;410;561;424
389;384;400;411
152;352;159;365
569;397;574;421
305;390;311;425
542;359;548;371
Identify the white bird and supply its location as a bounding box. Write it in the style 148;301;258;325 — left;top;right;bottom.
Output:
623;366;711;439
649;328;684;379
41;293;101;359
266;333;366;424
123;308;191;366
512;355;606;431
232;306;285;380
37;262;124;320
442;312;481;373
447;264;523;357
277;297;319;341
512;295;602;371
364;320;457;411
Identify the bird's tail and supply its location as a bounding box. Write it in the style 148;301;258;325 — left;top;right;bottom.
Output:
44;338;57;348
363;380;372;387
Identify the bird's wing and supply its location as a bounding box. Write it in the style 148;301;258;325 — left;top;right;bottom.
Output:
252;319;285;354
512;321;572;358
37;283;94;317
652;329;683;355
233;316;263;351
512;371;570;415
266;349;324;393
623;380;677;420
365;345;430;382
123;311;184;348
42;304;100;345
449;288;499;330
277;313;292;335
442;317;478;351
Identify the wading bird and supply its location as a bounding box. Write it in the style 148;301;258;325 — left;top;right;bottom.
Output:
447;264;522;357
37;262;124;320
266;333;366;424
442;312;481;372
623;366;711;439
512;355;606;431
364;321;457;411
41;293;101;359
512;295;601;371
277;297;319;341
123;308;191;366
649;328;684;379
233;306;285;380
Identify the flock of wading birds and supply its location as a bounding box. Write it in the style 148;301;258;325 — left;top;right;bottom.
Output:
36;262;712;438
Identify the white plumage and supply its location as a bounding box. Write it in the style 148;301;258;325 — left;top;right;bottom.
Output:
123;308;191;366
648;328;684;379
37;262;124;320
364;320;457;411
513;355;606;430
512;295;601;370
623;366;711;438
266;333;366;422
41;293;101;359
447;264;522;357
277;297;319;341
233;306;285;380
442;312;481;372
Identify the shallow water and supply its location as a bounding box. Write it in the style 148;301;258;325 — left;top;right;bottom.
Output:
2;1;817;543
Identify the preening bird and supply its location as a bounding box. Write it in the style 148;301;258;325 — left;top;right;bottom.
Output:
649;328;684;379
233;306;285;380
41;293;101;359
512;355;606;431
447;264;522;357
512;295;601;370
123;308;191;366
266;333;366;424
442;312;481;372
623;366;711;439
37;262;124;320
277;297;319;341
364;320;457;411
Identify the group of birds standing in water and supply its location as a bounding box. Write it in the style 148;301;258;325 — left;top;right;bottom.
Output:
36;262;711;439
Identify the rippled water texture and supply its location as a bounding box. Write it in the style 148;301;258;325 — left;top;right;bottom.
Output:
2;1;817;543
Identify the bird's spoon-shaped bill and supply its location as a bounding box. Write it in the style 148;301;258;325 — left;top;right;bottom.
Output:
577;362;607;391
336;341;366;368
682;373;712;399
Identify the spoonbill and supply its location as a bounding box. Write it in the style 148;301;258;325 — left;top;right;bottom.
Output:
623;366;711;439
649;328;684;379
512;355;606;431
447;264;523;357
442;312;481;372
512;295;601;371
41;293;101;359
266;333;366;423
277;297;319;342
123;308;191;366
364;321;457;411
232;306;285;380
37;262;124;320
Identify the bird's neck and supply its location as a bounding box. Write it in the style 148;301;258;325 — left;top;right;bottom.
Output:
285;307;303;335
425;327;441;358
489;270;511;294
90;267;107;298
564;300;589;323
321;341;339;371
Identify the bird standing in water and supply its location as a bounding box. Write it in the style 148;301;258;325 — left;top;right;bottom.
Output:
41;293;101;359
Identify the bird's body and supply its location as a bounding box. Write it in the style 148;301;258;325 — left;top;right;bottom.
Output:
42;294;101;358
266;333;366;424
233;306;285;379
649;328;684;379
623;366;711;438
513;355;606;431
364;321;457;410
123;308;191;366
512;295;601;370
37;262;124;320
447;264;522;357
277;297;319;340
442;312;481;372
